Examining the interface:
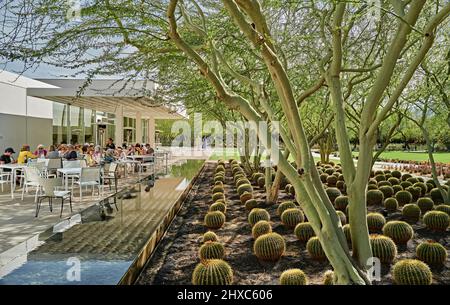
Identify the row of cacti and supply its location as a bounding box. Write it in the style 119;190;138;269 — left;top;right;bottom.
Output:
193;161;234;285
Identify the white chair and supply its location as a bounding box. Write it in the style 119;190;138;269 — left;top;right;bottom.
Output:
0;168;11;192
138;156;155;175
101;163;119;192
63;160;81;168
46;158;62;177
21;167;42;202
72;167;102;200
36;177;72;217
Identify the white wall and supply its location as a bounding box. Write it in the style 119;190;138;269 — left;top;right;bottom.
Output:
0;82;27;116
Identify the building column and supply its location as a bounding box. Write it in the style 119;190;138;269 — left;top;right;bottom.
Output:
67;103;72;144
148;117;155;148
136;111;142;144
115;105;124;146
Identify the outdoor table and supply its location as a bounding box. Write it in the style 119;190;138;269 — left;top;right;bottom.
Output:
57;168;82;190
0;163;27;199
155;151;169;174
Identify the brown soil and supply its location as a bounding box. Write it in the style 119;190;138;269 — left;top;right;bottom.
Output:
136;161;449;285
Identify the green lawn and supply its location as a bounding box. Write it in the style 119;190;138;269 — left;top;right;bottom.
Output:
353;151;450;163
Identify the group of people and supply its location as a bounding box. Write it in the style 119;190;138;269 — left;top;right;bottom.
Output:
0;138;155;168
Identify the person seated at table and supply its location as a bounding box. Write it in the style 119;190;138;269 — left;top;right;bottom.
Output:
115;147;127;160
0;147;16;172
92;145;103;164
134;143;143;155
84;146;96;166
103;149;116;164
46;145;60;159
58;144;68;157
33;144;47;158
106;138;116;150
144;144;154;155
17;144;37;164
64;145;78;160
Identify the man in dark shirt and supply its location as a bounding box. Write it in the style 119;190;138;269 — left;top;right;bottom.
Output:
0;147;16;172
106;138;116;150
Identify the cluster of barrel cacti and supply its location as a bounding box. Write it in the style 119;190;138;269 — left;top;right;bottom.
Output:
206;160;228;229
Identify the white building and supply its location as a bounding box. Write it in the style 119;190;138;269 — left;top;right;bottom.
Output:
0;70;181;155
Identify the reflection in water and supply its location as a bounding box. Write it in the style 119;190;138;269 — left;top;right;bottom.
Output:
0;160;204;285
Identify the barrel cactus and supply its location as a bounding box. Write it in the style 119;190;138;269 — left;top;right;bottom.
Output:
423;211;449;232
214;175;225;184
199;241;225;260
192;259;233;285
395;190;412;205
384;198;399;212
336;180;346;192
277;201;297;216
406;186;421;202
306;236;327;261
212;192;225;203
382;221;414;245
240;191;253;204
284;184;292;193
212;185;225;194
325;187;341;204
414;182;427;197
281;208;304;228
374;174;386;182
392;259;432;285
248;208;270;227
279;269;308;285
202;231;218;243
416;241;447;265
367;189;384;206
392;185;403;194
402;204;421;223
322;270;334;285
370;234;397;263
435;204;450;216
252;220;272;239
378;180;392;187
253;232;286;261
236;178;250;188
326;175;338;187
342;224;352;245
388;177;401;185
391;170;402;179
334;196;349;211
336;210;347;225
400;181;413;189
209;202;227;214
367;212;386;233
204;211;226;229
257;176;265;188
379;186;394;199
237;183;253;196
417;197;434;214
320;173;329;183
294;222;315;242
245;198;258;211
401;173;412;181
430;188;447;204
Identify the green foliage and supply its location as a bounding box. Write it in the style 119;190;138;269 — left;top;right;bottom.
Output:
382;221;414;245
199;241;225;260
202;231;218;243
294;222;315;242
384;198;399;212
402;204;421;223
279;269;308;285
254;233;286;261
392;259;432;285
192;259;233;285
370;234;397;263
281;208;304;228
395;190;413;205
306;237;327;261
248;208;270;227
204;211;226;229
423;211;450;231
367;190;384;205
367;213;386;233
416;241;447;265
277;201;297;216
252;220;272;239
